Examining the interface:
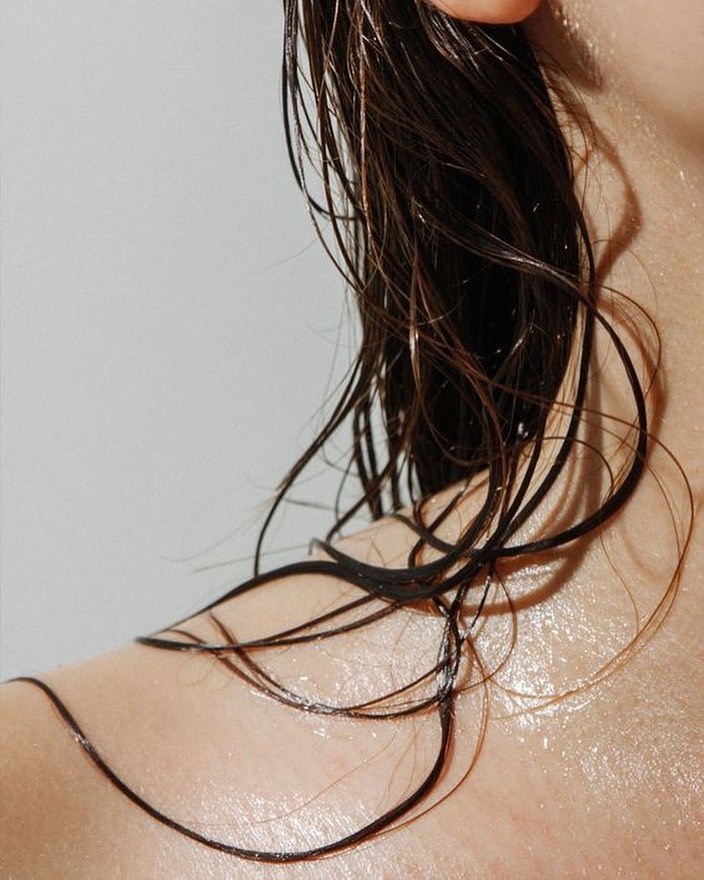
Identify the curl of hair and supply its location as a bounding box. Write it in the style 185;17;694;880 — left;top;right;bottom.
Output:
25;0;654;865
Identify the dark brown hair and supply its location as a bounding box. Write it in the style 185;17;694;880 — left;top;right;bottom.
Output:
264;0;647;579
20;0;656;864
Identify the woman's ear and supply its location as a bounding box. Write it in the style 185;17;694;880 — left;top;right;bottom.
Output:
426;0;541;25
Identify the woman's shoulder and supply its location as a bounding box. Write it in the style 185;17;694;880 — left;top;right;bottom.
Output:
1;627;701;880
1;512;703;880
0;646;292;879
0;673;140;878
0;679;58;874
0;638;467;879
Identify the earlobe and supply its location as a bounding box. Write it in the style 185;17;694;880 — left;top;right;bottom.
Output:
426;0;541;25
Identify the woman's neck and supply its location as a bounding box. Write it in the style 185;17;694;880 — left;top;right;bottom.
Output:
583;94;704;446
531;8;704;498
516;17;704;650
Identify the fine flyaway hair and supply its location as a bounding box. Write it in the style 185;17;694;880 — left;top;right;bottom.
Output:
19;0;670;864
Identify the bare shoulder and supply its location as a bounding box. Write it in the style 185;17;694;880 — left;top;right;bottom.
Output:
0;642;463;880
1;549;702;880
0;677;107;878
0;652;283;879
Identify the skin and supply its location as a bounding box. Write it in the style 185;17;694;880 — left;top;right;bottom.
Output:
1;2;703;876
431;0;541;24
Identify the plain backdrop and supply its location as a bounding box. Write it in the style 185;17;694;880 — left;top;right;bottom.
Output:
1;1;353;678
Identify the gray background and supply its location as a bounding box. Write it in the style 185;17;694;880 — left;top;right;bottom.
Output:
1;1;353;678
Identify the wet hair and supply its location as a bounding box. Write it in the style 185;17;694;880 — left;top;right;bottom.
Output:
18;0;673;865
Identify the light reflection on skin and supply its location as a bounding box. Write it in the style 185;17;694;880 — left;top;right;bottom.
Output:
3;1;704;875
